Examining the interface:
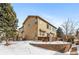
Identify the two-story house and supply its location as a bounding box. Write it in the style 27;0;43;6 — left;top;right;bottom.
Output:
22;16;57;41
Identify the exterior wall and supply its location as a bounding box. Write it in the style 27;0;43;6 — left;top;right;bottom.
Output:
18;31;23;40
38;18;56;38
23;16;56;41
38;18;48;37
23;16;38;40
77;33;79;39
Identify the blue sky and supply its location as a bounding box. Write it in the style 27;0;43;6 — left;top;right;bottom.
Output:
12;3;79;28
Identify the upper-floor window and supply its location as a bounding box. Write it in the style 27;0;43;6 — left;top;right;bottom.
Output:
47;24;49;29
52;27;54;31
52;27;56;32
32;19;37;25
47;24;52;30
34;20;38;24
50;26;51;30
28;19;37;28
28;24;32;29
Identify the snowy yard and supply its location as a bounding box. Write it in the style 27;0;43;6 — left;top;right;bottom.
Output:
0;41;78;55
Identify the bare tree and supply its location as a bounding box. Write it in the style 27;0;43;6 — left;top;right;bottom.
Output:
61;18;79;40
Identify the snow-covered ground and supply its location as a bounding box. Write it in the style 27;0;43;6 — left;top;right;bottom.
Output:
76;45;79;54
30;41;71;44
0;41;75;55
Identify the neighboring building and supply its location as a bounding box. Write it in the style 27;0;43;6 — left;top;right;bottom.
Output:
23;16;57;41
76;29;79;39
18;26;24;40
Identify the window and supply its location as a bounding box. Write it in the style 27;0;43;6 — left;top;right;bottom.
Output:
52;27;56;32
39;29;45;36
40;31;44;36
28;19;37;28
28;24;32;28
47;24;52;30
47;24;49;29
32;19;37;25
34;20;37;24
50;26;51;30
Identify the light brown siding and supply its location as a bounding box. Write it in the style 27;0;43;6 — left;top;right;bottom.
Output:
23;16;56;41
38;17;56;37
23;16;38;40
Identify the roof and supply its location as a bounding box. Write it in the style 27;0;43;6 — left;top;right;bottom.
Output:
23;15;57;29
19;26;23;29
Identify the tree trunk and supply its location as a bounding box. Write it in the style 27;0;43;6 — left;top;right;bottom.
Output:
5;38;10;46
66;35;68;41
